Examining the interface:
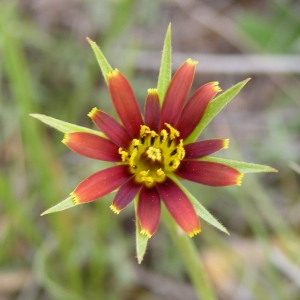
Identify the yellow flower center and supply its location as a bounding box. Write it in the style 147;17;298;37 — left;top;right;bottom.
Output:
119;123;185;187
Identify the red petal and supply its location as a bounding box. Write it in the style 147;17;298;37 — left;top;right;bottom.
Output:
110;176;141;213
160;59;197;129
144;89;160;132
177;82;221;140
176;160;243;186
184;139;229;159
63;132;120;162
107;70;143;138
137;185;161;238
71;165;130;204
156;177;200;237
88;108;132;149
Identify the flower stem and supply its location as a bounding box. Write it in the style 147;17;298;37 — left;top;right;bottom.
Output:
161;206;218;300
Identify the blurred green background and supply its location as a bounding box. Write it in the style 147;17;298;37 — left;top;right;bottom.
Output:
1;0;300;299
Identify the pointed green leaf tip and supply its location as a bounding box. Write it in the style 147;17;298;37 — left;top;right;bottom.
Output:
86;37;113;84
157;23;172;105
134;198;148;264
41;197;77;216
30;113;105;137
185;78;251;144
201;157;278;173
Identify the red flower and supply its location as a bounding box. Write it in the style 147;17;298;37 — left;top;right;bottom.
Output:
62;59;243;238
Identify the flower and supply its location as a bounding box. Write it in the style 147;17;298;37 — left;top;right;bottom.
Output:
61;58;244;238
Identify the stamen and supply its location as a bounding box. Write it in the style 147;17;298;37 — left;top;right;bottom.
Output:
165;123;180;140
160;130;168;143
140;125;158;138
132;139;141;147
129;148;138;167
139;170;154;184
118;148;129;162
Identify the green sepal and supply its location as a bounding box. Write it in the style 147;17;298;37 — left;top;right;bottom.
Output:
200;156;278;173
41;197;77;216
86;37;113;84
134;197;148;264
184;78;251;144
168;173;229;235
30;113;105;137
157;23;172;105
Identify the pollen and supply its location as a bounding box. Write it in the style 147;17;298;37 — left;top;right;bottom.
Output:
165;123;180;140
146;147;162;161
118;148;129;162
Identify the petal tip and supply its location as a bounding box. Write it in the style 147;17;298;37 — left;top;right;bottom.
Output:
88;107;99;119
237;173;244;186
140;229;152;239
212;81;222;93
107;69;120;79
147;88;158;95
110;204;121;214
188;228;201;237
223;139;230;149
61;133;69;145
69;192;79;205
186;58;198;66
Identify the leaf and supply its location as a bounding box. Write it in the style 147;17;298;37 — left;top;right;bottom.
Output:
30;114;105;137
200;156;278;173
134;197;148;264
41;197;77;216
184;78;251;144
157;23;172;105
86;37;113;84
168;174;229;235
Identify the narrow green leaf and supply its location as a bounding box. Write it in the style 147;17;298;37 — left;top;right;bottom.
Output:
200;156;278;173
86;37;113;84
134;197;148;264
168;174;229;235
41;197;77;216
184;78;251;144
157;23;172;105
30;113;105;137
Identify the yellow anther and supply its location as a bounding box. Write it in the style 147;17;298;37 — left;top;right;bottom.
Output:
118;148;129;162
160;129;168;143
140;125;150;138
132;139;141;147
172;159;180;169
157;168;165;177
140;125;158;138
146;147;162;161
176;140;185;160
129;148;138;167
139;170;154;184
165;123;180;140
